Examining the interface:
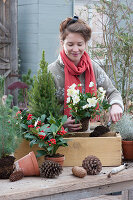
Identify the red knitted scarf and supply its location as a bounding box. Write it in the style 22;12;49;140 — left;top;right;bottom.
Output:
60;49;97;117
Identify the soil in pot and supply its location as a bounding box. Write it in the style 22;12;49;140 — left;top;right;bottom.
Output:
0;156;15;179
45;153;65;166
65;125;110;138
90;125;110;137
73;117;90;132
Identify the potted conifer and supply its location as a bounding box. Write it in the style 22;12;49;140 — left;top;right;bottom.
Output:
0;76;22;179
112;113;133;160
28;50;62;122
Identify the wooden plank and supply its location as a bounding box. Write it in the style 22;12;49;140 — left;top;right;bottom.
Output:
0;36;11;43
0;21;10;36
0;167;133;200
0;63;10;69
122;190;129;200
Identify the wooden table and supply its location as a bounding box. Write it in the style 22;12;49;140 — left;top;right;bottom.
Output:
0;167;133;200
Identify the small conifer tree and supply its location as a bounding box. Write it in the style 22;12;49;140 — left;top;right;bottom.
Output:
0;76;22;158
28;51;61;121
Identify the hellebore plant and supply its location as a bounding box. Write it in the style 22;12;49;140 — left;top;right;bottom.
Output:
21;111;69;157
66;82;110;122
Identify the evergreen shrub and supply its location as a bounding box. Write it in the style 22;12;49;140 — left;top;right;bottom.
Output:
28;51;61;122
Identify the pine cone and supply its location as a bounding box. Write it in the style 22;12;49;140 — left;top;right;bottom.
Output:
9;171;24;182
40;160;63;178
82;155;102;175
72;166;87;178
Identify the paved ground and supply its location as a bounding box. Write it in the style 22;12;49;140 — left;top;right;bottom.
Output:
82;195;121;200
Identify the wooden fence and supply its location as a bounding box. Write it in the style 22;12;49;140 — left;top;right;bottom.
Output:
0;0;18;93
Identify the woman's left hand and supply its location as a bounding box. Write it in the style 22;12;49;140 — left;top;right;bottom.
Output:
109;104;123;123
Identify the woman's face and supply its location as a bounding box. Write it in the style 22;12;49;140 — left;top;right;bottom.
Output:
61;32;86;66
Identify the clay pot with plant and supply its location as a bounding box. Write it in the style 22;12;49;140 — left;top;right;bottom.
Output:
66;82;110;131
0;76;22;179
112;113;133;160
21;111;70;166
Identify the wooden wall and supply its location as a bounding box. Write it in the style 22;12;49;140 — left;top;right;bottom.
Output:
0;0;18;93
18;0;73;75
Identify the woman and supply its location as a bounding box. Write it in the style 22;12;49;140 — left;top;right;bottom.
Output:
48;16;123;131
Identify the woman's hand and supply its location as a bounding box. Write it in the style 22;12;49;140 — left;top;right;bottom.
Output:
63;117;82;132
109;104;123;123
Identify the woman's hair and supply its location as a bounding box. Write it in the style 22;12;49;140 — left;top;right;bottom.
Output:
60;17;91;42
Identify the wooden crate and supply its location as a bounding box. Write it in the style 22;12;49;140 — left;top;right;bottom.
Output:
57;132;122;167
15;132;122;167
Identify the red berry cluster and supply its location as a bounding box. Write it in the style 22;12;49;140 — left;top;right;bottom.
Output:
37;121;42;126
48;139;56;146
27;114;32;121
36;126;40;129
38;130;46;140
28;124;34;128
57;126;67;135
16;110;21;116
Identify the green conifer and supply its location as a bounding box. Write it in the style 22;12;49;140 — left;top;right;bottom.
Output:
28;51;61;121
0;76;22;157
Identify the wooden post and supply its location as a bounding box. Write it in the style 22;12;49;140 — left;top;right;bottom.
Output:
0;0;18;98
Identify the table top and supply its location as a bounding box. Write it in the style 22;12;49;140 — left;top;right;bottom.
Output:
0;166;133;200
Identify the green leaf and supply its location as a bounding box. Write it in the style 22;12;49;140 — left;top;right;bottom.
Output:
47;146;53;151
50;124;58;133
24;133;36;139
30;139;37;147
61;115;67;124
36;150;47;157
40;114;46;122
21;124;28;130
40;124;49;131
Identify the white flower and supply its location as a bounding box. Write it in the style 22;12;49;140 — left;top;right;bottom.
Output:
89;82;94;87
98;93;105;101
66;97;70;103
69;83;77;89
98;87;106;94
67;88;76;97
87;97;97;107
82;104;89;109
67;88;79;97
72;95;80;105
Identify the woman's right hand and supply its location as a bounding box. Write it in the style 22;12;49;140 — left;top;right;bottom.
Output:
63;117;82;132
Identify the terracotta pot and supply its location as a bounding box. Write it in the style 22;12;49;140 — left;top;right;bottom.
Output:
45;154;65;166
0;156;15;179
122;140;133;160
14;151;40;176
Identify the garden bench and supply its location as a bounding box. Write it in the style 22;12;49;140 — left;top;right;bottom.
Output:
0;166;133;200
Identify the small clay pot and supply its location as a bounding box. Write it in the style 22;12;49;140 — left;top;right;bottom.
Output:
14;151;40;176
122;140;133;160
45;154;65;166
